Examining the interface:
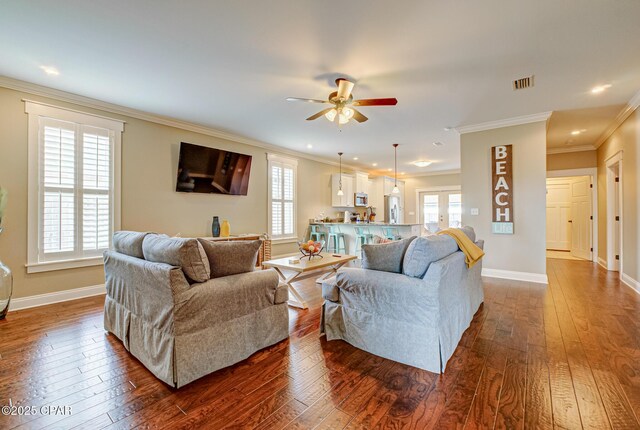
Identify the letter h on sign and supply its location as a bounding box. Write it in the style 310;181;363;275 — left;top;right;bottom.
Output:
491;145;514;234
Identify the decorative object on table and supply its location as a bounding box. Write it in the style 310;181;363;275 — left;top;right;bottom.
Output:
0;187;12;319
220;219;231;237
286;77;398;126
211;216;221;237
298;240;325;260
336;152;344;196
392;144;400;194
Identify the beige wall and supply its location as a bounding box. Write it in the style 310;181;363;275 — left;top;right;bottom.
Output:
0;86;336;299
597;109;639;282
403;174;461;224
547;151;597;171
460;121;547;276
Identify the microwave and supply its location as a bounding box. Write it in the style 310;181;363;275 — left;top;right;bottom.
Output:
354;192;368;207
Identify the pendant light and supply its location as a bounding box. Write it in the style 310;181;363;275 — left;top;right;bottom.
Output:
392;144;400;194
337;152;344;196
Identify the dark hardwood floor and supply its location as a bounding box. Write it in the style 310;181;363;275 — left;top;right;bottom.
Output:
1;258;640;429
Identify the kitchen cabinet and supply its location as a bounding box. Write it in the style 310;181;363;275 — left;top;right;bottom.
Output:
355;172;369;194
367;179;378;208
331;173;354;207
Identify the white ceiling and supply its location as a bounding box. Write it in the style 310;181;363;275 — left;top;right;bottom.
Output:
1;1;640;174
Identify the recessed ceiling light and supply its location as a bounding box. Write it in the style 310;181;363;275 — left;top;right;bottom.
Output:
444;127;453;131
353;157;358;160
591;84;612;94
571;130;581;135
372;163;378;167
306;144;313;149
432;141;444;147
40;65;60;76
412;160;433;167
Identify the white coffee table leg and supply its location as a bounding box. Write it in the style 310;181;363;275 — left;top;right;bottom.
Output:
315;261;348;284
274;268;308;309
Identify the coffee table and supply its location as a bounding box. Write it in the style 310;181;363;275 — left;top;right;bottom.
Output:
262;253;357;309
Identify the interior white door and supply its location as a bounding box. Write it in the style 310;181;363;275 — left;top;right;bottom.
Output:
570;176;592;260
418;191;462;234
546;181;571;250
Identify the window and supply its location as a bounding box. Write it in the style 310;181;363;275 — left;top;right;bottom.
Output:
448;193;462;228
267;154;297;241
26;101;123;273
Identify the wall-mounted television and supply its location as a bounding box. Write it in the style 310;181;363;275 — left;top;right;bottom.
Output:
176;142;252;195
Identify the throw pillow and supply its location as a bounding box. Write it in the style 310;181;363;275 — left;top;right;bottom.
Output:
113;231;152;258
402;235;459;278
197;239;262;278
142;235;210;282
361;236;416;273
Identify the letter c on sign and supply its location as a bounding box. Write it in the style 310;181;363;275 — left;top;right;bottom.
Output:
495;192;509;206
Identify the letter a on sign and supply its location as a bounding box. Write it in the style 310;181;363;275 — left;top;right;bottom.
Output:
491;145;513;234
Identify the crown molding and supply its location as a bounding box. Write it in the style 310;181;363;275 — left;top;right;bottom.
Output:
594;89;640;149
401;169;461;178
546;145;596;155
0;75;363;172
456;111;553;134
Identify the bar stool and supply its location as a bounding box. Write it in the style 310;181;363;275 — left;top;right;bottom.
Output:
309;225;326;242
327;225;346;254
382;227;400;241
354;226;374;256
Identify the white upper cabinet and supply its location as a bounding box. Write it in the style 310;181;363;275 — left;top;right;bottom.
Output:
355;172;369;194
331;173;355;207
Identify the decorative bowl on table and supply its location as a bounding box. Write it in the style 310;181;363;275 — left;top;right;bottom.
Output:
298;240;325;260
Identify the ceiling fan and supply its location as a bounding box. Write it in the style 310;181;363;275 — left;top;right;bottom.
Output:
286;78;397;125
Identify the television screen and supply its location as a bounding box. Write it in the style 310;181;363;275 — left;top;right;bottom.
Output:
176;142;252;195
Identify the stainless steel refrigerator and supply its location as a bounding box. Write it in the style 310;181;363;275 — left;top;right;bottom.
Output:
384;195;400;224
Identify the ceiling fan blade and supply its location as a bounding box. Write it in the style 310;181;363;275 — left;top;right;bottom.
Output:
352;98;398;106
351;108;368;123
336;79;355;100
306;108;335;121
286;97;331;104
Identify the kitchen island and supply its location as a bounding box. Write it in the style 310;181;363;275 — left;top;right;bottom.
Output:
309;222;421;256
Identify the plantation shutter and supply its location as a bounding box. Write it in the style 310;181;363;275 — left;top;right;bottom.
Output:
42;121;76;254
37;118;115;262
268;155;297;240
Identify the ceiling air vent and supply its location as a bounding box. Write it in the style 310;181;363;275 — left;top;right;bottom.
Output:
513;75;534;90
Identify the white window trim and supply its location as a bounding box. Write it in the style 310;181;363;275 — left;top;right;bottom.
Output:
25;100;123;273
267;153;298;242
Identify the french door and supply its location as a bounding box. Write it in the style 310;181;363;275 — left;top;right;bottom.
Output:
418;190;462;234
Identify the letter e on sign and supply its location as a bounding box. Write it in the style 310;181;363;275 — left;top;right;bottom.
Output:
491;145;513;234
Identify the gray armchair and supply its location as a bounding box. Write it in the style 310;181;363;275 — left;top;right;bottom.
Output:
103;232;289;388
321;228;483;373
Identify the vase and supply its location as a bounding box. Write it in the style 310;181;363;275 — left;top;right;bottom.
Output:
212;216;220;237
221;220;230;238
0;259;11;319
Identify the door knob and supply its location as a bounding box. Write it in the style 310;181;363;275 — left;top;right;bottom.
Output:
568;220;573;223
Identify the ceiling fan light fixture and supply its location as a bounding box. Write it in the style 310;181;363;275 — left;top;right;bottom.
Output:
325;108;338;122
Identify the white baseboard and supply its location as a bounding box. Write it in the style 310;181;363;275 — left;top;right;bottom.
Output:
482;268;548;284
9;284;106;312
597;257;608;270
621;273;640;295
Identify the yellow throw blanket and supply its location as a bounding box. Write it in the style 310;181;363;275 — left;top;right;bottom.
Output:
437;228;485;268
